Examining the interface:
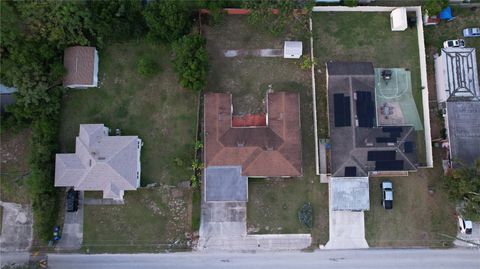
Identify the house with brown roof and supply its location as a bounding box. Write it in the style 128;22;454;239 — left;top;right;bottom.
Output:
63;46;99;88
204;91;302;178
54;124;142;200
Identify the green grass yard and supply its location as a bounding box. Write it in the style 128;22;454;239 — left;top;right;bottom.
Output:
365;149;457;247
312;12;427;164
205;16;329;246
59;39;198;253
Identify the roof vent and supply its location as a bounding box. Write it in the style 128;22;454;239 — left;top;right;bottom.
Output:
98;157;106;160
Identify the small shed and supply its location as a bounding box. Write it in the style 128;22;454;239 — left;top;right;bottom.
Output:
63;46;99;89
284;41;302;59
390;8;408;31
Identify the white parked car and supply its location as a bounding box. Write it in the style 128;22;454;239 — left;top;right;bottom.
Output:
463;27;480;37
443;39;465;48
458;216;473;235
381;180;393;210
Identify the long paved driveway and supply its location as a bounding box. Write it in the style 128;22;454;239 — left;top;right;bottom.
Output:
47;249;480;269
55;191;84;250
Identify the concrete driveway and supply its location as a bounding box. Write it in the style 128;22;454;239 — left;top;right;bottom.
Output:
198;173;311;251
325;182;369;249
55;191;84;250
0;201;33;252
454;221;480;247
325;211;368;249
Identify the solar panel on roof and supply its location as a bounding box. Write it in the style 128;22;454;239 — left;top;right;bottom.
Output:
334;94;351;127
375;160;404;171
389;131;402;138
368;151;396;161
345;166;357;177
376;137;397;143
404;141;414;153
356;91;374;128
382;127;402;133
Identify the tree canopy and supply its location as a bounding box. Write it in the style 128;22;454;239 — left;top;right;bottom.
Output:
144;1;192;43
444;160;480;221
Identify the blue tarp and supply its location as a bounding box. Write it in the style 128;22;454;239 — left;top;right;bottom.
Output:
439;6;454;20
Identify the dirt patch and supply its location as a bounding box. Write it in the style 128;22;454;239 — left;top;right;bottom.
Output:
0;129;31;204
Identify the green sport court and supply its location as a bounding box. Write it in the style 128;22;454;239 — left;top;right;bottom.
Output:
374;68;423;131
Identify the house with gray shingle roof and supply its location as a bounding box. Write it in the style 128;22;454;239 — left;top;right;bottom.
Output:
55;124;142;200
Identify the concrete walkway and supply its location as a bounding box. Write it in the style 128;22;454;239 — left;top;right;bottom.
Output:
0;201;33;252
55;191;84;250
223;49;283;58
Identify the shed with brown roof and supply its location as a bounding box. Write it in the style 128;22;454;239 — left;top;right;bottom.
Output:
204;91;302;177
63;46;99;88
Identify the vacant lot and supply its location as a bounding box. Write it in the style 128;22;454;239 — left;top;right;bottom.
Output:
312;12;426;164
59;40;197;253
204;16;329;246
365;149;457;247
0;129;31;205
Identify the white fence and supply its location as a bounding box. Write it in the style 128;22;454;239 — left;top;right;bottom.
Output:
311;6;433;168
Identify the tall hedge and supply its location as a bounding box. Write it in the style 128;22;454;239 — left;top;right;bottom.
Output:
172;34;208;92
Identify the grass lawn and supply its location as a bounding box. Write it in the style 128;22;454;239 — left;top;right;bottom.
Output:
0;129;31;204
83;187;191;253
312;12;427;165
205;16;329;246
365;149;457;247
59;39;198;253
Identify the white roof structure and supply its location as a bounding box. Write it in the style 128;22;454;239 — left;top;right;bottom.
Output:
330;177;370;211
284;41;303;59
434;47;479;104
55;124;142;200
390;8;408;31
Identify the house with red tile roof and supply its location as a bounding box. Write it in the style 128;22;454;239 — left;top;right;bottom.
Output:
204;91;302;178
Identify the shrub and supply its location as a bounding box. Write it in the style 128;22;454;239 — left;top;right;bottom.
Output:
343;0;358;7
298;202;313;228
172;34;208;92
299;56;316;70
137;57;159;77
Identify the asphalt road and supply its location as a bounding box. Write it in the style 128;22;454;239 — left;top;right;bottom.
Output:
47;249;480;269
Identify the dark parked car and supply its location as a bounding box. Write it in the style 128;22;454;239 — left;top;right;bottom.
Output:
381;180;393;210
66;188;79;212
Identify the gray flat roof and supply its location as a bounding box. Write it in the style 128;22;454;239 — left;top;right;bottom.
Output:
446;101;480;168
205;166;248;202
331;177;370;211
